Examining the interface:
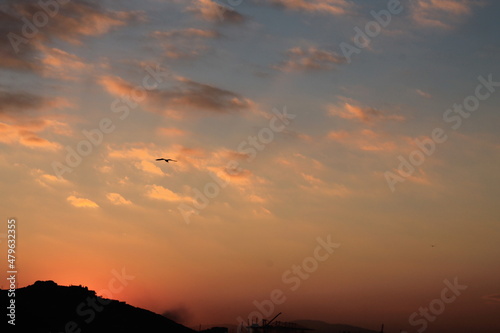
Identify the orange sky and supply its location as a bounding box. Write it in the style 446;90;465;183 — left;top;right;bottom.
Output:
1;0;500;332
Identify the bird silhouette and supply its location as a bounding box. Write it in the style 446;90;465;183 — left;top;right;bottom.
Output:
156;158;177;163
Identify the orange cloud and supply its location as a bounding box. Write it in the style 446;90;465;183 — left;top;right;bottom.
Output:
262;0;353;16
327;129;401;152
411;0;479;29
328;97;405;124
67;195;99;208
99;74;253;115
0;121;63;151
146;184;192;202
32;169;70;188
40;46;91;80
157;127;188;137
0;89;72;150
106;193;132;205
134;160;167;176
0;1;145;72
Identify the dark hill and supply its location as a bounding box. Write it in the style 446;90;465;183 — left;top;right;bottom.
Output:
293;320;379;333
1;280;196;333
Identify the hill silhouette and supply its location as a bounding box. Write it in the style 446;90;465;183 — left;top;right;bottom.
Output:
208;319;378;333
293;320;379;333
1;280;196;333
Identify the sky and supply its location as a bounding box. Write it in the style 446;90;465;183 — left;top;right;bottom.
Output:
0;0;499;332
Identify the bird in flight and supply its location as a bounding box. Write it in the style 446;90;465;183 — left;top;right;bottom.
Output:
156;158;177;163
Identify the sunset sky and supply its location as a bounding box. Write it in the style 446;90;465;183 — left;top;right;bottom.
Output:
1;0;499;332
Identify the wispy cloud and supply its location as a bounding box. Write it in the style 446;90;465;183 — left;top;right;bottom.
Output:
151;28;219;59
106;192;132;205
260;0;353;16
67;195;99;208
187;0;245;23
411;0;480;29
416;89;432;99
99;74;253;115
145;184;192;202
274;46;347;71
327;129;403;152
0;0;145;71
328;97;405;124
482;293;500;303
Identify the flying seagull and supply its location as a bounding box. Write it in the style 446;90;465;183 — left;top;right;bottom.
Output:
156;158;177;163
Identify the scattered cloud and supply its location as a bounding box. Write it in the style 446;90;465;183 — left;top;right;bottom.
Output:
32;169;70;188
274;46;346;71
106;192;132;205
0;90;72;150
260;0;353;16
39;46;91;80
151;28;219;59
134;160;167;176
416;89;432;99
328;97;405;124
0;0;145;72
99;74;253;115
299;171;351;197
67;195;99;208
411;0;480;29
157;127;188;137
146;184;192;202
187;0;245;23
327;129;402;152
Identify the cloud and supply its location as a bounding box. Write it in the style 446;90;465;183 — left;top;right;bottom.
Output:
67;195;99;208
39;46;91;80
187;0;245;23
32;169;70;188
99;74;253;115
411;0;480;29
327;129;402;152
0;0;145;72
274;46;346;72
106;193;132;205
482;293;500;303
134;160;167;176
260;0;353;16
146;184;192;202
0;90;72;150
0;90;54;116
152;28;219;39
157;127;188;137
328;97;405;124
0;122;61;150
151;28;219;59
107;144;179;174
416;89;432;99
299;172;351;197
